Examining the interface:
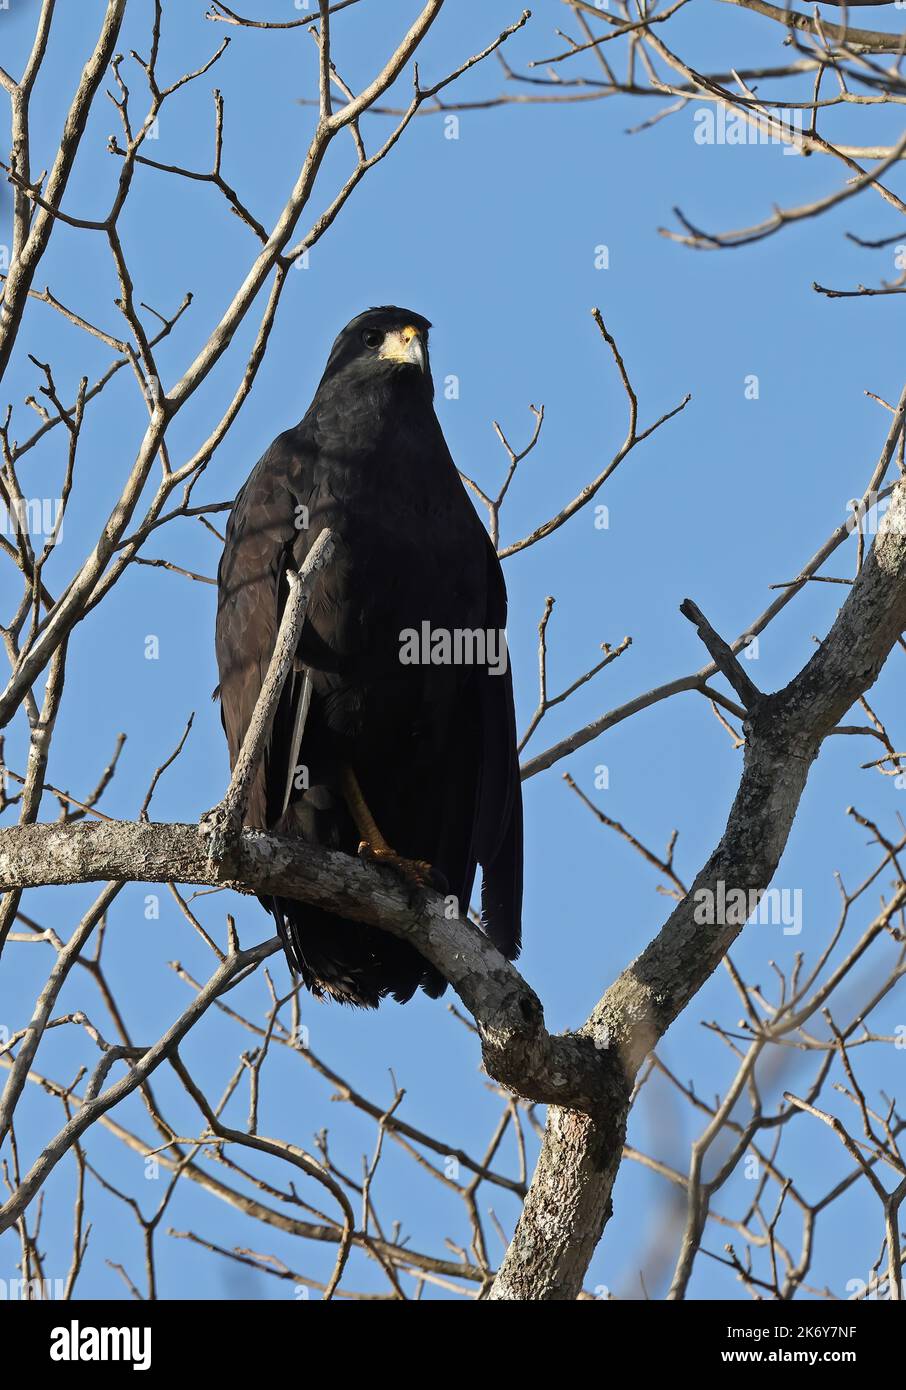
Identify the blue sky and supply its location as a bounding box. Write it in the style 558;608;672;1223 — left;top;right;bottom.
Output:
1;0;905;1300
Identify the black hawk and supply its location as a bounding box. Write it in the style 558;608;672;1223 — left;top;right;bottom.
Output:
215;307;523;1006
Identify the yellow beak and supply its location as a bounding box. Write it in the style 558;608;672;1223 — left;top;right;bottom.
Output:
379;324;426;372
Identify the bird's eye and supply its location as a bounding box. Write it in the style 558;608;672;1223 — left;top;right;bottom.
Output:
362;329;383;349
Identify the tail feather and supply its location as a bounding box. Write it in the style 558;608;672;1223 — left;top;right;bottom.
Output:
267;894;444;1008
479;784;523;960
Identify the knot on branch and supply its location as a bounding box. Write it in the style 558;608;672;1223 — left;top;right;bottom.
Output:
198;803;243;874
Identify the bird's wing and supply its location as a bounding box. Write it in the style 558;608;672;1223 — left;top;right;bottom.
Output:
280;668;312;818
475;530;524;958
264;542;333;830
215;429;321;830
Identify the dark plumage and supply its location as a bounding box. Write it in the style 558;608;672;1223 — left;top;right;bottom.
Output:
215;307;523;1006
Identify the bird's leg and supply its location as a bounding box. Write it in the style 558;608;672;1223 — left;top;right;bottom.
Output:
339;765;446;894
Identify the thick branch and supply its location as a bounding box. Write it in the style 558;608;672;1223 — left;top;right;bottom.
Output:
0;817;617;1115
491;409;906;1299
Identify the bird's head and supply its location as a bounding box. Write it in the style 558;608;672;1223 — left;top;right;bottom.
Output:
319;306;433;395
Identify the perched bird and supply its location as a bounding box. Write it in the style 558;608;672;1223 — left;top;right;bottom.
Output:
215;307;523;1006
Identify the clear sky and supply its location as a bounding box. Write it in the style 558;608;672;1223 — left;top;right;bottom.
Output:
1;0;904;1300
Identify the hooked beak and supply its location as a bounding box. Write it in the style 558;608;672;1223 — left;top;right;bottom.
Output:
379;324;426;372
